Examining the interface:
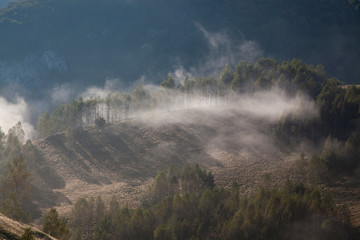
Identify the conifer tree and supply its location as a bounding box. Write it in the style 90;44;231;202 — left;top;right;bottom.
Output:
43;208;70;240
0;156;32;222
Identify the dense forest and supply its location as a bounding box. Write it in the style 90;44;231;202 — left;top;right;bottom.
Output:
41;164;359;240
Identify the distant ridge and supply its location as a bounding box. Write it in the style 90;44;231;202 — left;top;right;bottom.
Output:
0;0;359;100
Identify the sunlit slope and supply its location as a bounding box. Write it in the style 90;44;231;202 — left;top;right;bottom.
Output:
0;213;54;240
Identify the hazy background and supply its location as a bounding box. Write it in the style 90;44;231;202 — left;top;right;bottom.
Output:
0;0;359;136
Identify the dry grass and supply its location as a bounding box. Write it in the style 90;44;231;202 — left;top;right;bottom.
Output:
29;109;360;229
0;213;54;240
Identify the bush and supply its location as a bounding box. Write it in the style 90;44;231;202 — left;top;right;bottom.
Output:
95;117;106;129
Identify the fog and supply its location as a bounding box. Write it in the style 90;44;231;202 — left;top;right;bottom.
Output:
171;24;263;83
0;96;35;140
136;87;315;122
128;86;317;154
0;24;265;141
0;25;309;146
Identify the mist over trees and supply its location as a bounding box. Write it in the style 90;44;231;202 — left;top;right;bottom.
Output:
37;58;327;136
0;1;359;238
36;58;360;177
1;55;360;237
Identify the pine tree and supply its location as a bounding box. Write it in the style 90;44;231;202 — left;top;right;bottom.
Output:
0;156;32;222
43;208;70;240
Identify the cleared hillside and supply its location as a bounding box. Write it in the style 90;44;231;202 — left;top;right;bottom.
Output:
30;109;360;228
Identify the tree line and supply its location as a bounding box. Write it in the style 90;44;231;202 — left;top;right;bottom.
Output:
37;57;329;138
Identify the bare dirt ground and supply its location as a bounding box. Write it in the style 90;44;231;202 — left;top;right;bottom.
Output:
30;109;360;229
323;178;360;227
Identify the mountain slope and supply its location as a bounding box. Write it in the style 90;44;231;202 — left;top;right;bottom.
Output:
32;111;220;213
29;108;360;228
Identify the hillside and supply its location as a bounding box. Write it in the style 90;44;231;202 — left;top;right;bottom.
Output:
0;213;54;240
29;108;360;228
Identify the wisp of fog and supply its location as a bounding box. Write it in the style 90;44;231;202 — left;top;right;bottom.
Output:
0;96;35;140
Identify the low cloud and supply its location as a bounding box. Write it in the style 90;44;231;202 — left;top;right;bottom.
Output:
170;24;263;83
137;87;315;124
133;87;316;153
0;96;36;140
49;79;127;105
51;83;76;105
196;23;231;50
80;79;127;99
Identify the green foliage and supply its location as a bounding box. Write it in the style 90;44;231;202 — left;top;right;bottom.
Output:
142;164;214;207
94;117;106;129
7;122;25;144
37;111;51;137
161;74;176;89
307;154;329;185
0;156;32;223
64;164;359;239
42;208;70;240
0;127;5;155
0;122;46;224
317;132;360;174
94;207;130;240
0;226;18;240
153;224;172;240
219;64;234;86
89;178;357;240
108;196;120;216
19;228;34;240
70;196;105;240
